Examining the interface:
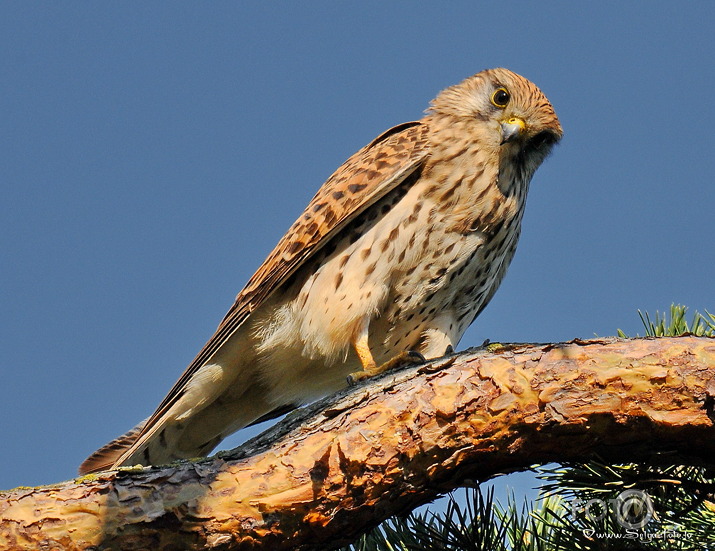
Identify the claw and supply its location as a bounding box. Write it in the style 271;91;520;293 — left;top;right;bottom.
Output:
346;373;363;386
405;350;426;364
348;349;426;384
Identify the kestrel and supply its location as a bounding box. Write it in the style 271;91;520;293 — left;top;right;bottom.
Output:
80;68;562;474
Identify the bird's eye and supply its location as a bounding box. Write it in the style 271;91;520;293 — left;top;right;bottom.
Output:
490;87;510;108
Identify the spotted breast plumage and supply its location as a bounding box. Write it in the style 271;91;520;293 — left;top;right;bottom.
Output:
80;68;562;474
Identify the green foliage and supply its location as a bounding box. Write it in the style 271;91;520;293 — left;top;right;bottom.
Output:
338;306;715;550
538;462;715;549
340;477;715;551
342;488;578;551
617;304;715;338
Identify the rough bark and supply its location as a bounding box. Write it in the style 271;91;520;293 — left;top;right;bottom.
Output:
2;336;715;550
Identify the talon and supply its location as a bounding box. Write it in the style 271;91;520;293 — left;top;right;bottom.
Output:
376;349;425;373
347;371;372;385
349;318;426;385
347;349;426;384
406;350;426;364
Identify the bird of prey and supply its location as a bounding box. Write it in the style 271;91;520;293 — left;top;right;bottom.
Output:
80;68;562;474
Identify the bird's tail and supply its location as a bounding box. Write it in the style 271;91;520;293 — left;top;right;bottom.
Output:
78;419;147;475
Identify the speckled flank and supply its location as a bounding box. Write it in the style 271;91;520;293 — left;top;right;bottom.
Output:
79;68;562;474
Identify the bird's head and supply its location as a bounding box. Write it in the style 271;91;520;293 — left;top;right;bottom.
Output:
428;68;563;172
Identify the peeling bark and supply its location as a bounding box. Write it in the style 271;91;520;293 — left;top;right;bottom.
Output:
2;336;715;550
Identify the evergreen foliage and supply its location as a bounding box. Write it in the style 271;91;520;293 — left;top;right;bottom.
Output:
617;304;714;338
340;305;715;550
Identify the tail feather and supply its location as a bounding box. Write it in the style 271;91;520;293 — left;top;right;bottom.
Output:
78;357;299;474
79;419;147;475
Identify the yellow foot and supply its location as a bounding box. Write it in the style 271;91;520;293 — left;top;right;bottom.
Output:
347;350;426;385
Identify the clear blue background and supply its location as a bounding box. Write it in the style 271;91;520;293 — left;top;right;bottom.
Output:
2;1;714;506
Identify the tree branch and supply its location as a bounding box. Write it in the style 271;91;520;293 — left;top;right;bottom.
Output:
2;336;715;550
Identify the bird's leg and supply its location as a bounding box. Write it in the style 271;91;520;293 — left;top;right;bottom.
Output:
347;318;425;385
352;321;378;375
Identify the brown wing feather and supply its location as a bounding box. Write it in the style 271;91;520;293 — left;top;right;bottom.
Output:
109;121;431;461
79;419;148;474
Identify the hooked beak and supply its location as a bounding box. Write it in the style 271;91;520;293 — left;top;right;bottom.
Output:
500;117;526;144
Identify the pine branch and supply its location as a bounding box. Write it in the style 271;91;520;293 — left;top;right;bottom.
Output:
2;336;715;550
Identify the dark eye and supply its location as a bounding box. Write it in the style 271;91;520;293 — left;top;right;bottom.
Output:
490;87;510;108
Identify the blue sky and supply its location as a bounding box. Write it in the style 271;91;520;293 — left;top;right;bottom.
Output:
2;2;714;503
